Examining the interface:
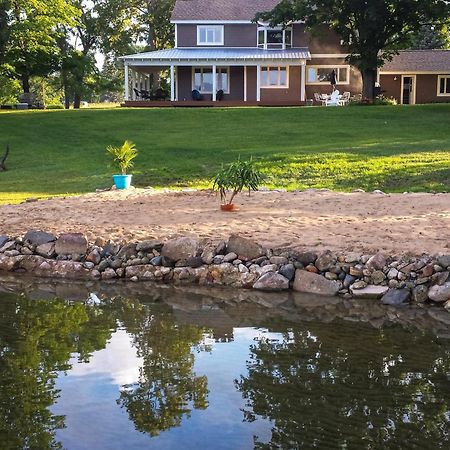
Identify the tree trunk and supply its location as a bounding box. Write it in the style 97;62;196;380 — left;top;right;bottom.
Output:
73;92;81;109
21;74;30;93
361;68;377;101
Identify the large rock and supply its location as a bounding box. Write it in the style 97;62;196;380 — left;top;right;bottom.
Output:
36;242;55;258
55;233;88;255
381;288;411;305
292;251;317;265
161;237;200;262
428;282;450;303
437;255;450;268
315;250;336;272
227;234;264;260
0;236;8;248
136;240;163;252
350;285;389;299
23;230;56;246
253;273;290;291
293;270;340;296
117;243;137;259
365;252;387;271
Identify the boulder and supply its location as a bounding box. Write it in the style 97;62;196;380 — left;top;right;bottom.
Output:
23;230;56;246
161;237;200;262
428;282;450;303
136;240;163;252
227;234;264;260
293;270;340;296
279;263;295;281
253;273;290;291
116;243;137;259
293;251;317;265
86;249;101;265
381;288;411;305
36;242;55;258
185;256;204;268
350;285;389;299
55;233;88;255
437;255;450;268
366;253;387;271
315;250;336;272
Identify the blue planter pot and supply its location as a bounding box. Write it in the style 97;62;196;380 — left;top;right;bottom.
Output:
113;174;132;190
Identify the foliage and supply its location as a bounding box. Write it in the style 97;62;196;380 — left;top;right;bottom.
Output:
106;139;138;175
0;65;21;103
213;158;264;205
256;0;450;99
0;106;449;204
373;95;398;106
410;24;450;49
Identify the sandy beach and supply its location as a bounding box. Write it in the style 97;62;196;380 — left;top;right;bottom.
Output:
0;189;449;255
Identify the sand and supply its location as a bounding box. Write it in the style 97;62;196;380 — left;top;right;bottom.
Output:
0;189;449;255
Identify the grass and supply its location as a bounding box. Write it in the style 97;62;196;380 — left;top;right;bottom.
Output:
0;104;449;204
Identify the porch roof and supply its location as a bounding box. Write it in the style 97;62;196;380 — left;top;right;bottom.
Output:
120;47;311;66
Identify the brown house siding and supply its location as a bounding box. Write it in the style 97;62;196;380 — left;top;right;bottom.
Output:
177;24;257;47
260;65;301;102
379;75;402;102
293;24;348;55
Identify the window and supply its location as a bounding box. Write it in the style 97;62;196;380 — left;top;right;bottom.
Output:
257;27;292;49
197;25;224;45
307;66;350;84
261;67;288;88
437;75;450;96
193;67;229;93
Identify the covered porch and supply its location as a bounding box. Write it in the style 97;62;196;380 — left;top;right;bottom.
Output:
120;48;311;106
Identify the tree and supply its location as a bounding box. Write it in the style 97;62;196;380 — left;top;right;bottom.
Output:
410;24;450;49
256;0;450;99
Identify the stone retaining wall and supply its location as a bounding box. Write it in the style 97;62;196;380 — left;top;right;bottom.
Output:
0;231;449;309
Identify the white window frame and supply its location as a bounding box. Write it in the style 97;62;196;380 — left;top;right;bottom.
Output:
197;25;224;46
437;75;450;96
260;66;289;89
192;67;230;94
257;27;292;50
306;65;351;85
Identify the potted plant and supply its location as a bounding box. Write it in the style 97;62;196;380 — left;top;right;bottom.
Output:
106;140;138;190
213;158;264;211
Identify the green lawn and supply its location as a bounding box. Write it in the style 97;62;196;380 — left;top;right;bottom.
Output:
0;104;449;204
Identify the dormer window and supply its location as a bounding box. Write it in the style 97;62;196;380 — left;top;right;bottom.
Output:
197;25;224;45
258;27;292;50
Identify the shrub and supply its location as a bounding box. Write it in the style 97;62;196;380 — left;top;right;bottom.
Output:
46;104;65;110
106;140;138;175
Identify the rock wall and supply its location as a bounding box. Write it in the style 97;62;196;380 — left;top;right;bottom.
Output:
0;231;449;309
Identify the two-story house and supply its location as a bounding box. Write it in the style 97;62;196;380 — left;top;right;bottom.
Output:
120;0;363;106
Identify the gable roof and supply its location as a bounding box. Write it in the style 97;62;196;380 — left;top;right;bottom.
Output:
171;0;281;21
381;50;450;73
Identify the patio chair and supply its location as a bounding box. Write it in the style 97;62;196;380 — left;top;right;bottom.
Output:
133;88;141;99
314;92;327;106
151;88;168;100
216;89;224;101
140;89;152;100
338;91;351;106
326;90;340;106
192;89;202;101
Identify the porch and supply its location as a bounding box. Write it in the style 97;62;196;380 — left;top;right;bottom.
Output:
121;99;307;107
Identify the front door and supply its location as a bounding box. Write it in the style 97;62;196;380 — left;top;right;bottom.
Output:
401;75;416;104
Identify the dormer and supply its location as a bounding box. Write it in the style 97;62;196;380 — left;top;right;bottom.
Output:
257;23;292;50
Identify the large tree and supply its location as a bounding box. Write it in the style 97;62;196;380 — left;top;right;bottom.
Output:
256;0;450;99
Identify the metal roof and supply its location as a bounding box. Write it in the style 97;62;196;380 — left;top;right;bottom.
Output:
381;50;450;73
121;47;311;63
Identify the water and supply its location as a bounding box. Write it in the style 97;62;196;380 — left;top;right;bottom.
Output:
0;277;449;450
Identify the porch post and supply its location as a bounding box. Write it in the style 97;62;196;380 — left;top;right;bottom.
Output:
301;63;306;102
124;62;129;101
256;65;261;102
170;64;175;101
175;67;178;101
131;70;136;100
244;66;247;102
212;64;217;101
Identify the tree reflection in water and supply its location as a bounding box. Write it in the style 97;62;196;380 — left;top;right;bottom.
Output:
236;321;450;449
116;297;210;437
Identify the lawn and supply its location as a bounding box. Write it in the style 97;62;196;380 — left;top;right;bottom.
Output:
0;104;449;204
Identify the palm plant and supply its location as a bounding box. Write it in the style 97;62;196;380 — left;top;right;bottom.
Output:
106;140;138;175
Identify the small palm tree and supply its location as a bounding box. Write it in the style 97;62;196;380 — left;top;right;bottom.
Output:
213;158;264;207
106;140;138;175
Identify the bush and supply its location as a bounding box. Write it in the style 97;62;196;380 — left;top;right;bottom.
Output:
46;104;65;110
373;95;398;106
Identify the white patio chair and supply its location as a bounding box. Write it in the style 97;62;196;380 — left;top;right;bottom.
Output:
314;92;327;106
326;90;340;106
338;91;351;106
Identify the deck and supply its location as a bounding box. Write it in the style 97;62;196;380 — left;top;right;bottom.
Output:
122;100;308;108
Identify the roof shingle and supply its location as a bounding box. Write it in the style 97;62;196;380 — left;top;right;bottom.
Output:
171;0;281;21
381;50;450;73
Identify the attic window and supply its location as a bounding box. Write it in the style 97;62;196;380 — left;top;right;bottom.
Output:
258;27;292;50
197;25;224;45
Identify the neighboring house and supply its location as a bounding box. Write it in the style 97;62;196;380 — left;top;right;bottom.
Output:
379;50;450;104
120;0;362;105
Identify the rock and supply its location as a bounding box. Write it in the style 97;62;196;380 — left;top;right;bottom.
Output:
201;246;216;264
20;247;33;255
437;255;450;268
161;256;175;268
305;264;319;273
136;240;163;252
86;249;101;265
253;273;290;291
101;268;117;280
421;264;434;277
350;285;389;299
102;242;120;257
223;252;238;263
161;237;200;262
399;263;415;275
431;271;449;286
109;258;123;269
371;270;385;285
315;250;336;272
428;282;450;303
227;234;264;260
150;256;163;266
4;250;19;257
343;274;356;288
351;280;367;290
388;279;400;289
349;265;364;277
325;272;338;280
36;242;55;258
84;262;95;269
213;255;224;264
23;230;56;246
444;300;450;311
0;236;8;248
116;243;137;260
344;253;361;263
381;288;411;305
233;259;242;266
413;285;428;303
293;251;317;265
186;256;204;268
279;263;295;281
293;270;340;296
238;264;249;273
97;260;110;272
269;256;288;265
0;241;16;253
387;268;399;279
55;233;88;255
366;253;387;271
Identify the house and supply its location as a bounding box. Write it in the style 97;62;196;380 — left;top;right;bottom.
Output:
120;0;362;106
379;50;450;104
